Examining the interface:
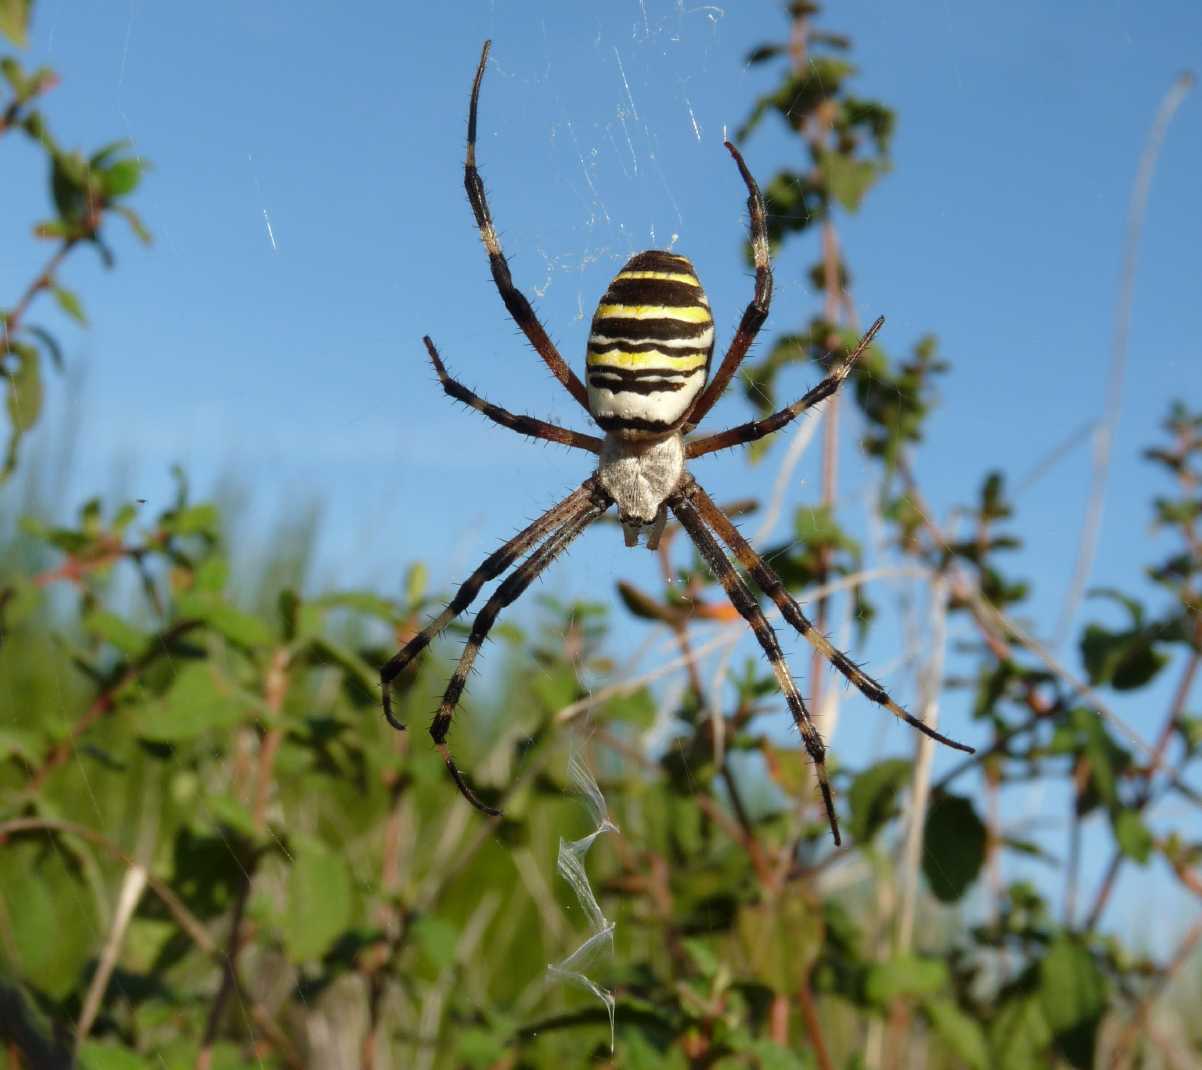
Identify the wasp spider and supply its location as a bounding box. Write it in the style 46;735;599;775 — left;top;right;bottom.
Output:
381;40;973;845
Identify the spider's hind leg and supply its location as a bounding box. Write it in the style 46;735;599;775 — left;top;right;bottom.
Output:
690;480;974;756
427;490;610;815
380;481;598;730
669;480;842;844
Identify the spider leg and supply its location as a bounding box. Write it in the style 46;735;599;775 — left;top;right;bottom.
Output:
430;492;611;815
380;480;599;730
424;337;602;453
687;317;884;460
683;141;772;432
464;40;592;413
689;481;974;755
669;482;842;845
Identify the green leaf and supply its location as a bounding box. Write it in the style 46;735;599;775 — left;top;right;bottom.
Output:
1039;935;1108;1068
282;837;354;962
456;1026;508;1069
0;575;41;627
24;324;64;370
313;589;396;620
52;284;88;325
1080;622;1168;691
922;793;987;902
817;149;880;212
744;1041;811;1069
404;562;428;606
134;662;244;742
5;341;42;431
89;140;131;168
990;994;1052;1070
847;758;910;843
736;894;823;993
412;915;459;972
201;602;274;649
205;794;259;842
0;0;32;47
0;844;96;999
605;686;656;729
864;954;948;1005
99;158;142;198
2;342;42;480
682;937;720;978
77;1042;153;1070
1112;809;1154;863
112;203;152;244
84;609;147;656
923;998;988;1070
168;502;219;536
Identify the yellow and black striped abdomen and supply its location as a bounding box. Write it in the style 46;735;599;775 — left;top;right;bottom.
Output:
586;250;714;435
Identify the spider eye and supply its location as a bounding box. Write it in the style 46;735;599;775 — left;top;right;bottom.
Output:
585;250;714;436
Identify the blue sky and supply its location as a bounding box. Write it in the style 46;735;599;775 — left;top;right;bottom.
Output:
3;1;1200;938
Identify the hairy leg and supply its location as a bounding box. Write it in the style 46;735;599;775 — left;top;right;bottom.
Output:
687;317;883;459
689;479;973;755
424;337;602;452
430;493;611;814
683;141;772;431
670;483;842;844
380;480;599;729
464;40;591;412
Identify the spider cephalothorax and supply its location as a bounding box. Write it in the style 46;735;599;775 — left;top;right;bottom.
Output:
380;40;973;845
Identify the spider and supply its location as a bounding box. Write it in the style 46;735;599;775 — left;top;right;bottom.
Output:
381;40;973;845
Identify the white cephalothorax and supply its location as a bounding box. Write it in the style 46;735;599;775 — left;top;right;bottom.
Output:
596;432;685;547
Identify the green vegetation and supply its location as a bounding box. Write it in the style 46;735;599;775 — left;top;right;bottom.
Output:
2;2;1199;1067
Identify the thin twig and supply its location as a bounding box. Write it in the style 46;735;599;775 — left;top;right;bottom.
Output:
894;574;949;955
1056;70;1195;642
76;862;148;1045
557;567;929;725
1;241;76;355
195;867;253;1070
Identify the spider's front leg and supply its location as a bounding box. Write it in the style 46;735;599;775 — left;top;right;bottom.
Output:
423;337;602;453
463;40;592;412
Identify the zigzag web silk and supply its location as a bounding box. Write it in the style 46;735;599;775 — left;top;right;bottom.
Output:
545;747;619;1051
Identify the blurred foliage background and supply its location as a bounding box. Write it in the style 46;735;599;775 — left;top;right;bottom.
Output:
2;1;1201;1067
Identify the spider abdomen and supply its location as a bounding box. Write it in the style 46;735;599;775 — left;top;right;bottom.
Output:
586;251;715;436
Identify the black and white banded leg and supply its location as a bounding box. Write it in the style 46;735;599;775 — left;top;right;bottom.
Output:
380;480;599;729
424;337;602;453
670;482;842;844
687;317;885;459
430;492;611;814
465;40;592;413
690;481;974;756
683;141;773;431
